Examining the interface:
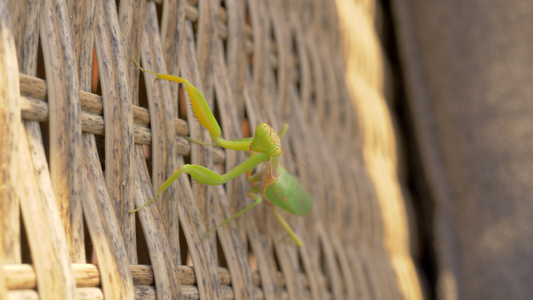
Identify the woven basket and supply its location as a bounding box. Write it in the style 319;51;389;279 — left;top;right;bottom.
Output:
0;0;422;299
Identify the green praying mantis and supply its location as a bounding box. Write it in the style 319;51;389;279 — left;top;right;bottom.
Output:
131;59;315;247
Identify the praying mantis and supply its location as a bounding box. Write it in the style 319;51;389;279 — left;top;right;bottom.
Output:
131;59;312;247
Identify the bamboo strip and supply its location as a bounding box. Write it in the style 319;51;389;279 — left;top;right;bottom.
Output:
18;82;227;164
40;0;85;263
80;141;135;299
19;74;189;134
210;37;256;299
2;263;324;293
94;0;133;238
19;125;75;299
0;0;21;266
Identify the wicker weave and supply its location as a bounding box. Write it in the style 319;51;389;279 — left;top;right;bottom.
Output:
0;0;422;299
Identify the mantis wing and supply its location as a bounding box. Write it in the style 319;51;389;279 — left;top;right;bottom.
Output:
264;167;313;216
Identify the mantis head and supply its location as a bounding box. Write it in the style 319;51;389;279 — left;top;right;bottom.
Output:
250;123;282;157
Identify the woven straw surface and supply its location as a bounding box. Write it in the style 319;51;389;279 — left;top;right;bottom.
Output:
0;0;422;299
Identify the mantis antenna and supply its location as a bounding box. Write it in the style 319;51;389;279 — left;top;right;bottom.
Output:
280;147;341;205
240;81;273;137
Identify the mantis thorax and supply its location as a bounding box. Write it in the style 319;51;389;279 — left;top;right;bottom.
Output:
250;123;282;157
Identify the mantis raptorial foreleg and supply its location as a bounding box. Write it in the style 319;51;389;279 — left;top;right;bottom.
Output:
130;153;269;212
133;59;253;149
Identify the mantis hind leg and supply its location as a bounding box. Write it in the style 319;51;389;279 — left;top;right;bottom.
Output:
268;202;304;247
201;192;263;242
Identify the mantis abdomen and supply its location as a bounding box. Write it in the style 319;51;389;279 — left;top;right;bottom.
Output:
264;166;313;216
